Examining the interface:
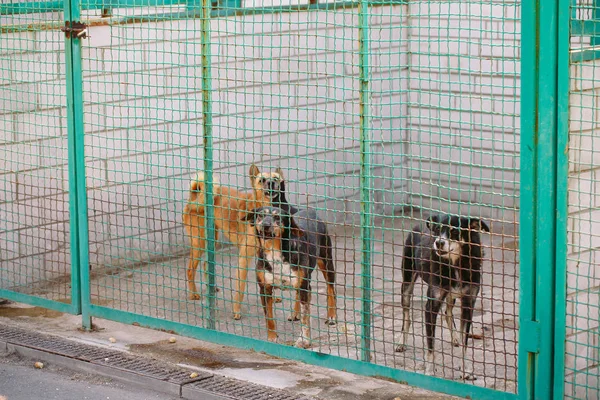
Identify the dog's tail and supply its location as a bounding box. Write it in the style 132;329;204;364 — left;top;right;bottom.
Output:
185;172;220;214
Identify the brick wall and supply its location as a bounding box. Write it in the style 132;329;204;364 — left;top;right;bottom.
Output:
565;59;600;399
1;3;520;278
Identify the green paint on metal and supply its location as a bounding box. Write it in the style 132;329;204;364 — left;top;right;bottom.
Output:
358;0;372;364
200;0;216;330
87;304;518;400
0;290;76;314
552;0;571;397
63;0;91;326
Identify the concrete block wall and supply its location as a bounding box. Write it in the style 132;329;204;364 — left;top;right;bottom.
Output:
0;19;72;291
405;1;521;222
565;59;600;399
1;2;521;278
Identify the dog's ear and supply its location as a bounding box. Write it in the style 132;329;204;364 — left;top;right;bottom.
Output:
240;207;261;224
469;218;490;233
426;214;439;231
249;164;260;180
289;216;305;237
275;167;285;181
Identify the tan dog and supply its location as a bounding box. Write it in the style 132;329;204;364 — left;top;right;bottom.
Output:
183;164;283;319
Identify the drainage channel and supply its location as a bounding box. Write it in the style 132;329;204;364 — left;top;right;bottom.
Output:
0;324;315;400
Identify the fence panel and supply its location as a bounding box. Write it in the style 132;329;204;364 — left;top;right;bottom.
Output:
0;2;80;313
562;0;600;398
74;1;525;398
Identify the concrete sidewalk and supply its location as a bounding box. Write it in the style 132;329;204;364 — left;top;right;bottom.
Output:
0;301;458;400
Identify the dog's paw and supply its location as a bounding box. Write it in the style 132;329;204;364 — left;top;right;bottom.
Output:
274;297;283;304
287;314;300;322
325;318;337;326
294;338;311;349
424;365;437;376
395;344;407;353
233;313;242;320
189;293;201;301
451;337;460;347
460;372;477;381
268;335;279;343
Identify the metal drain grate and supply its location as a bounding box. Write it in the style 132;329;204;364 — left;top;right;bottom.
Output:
93;353;212;384
192;375;316;400
0;324;316;400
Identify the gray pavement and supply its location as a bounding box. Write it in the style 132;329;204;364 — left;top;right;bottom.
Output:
0;354;179;400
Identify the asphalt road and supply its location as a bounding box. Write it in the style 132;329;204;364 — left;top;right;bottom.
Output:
0;355;178;400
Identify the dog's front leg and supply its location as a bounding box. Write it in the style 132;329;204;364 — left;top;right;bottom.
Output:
395;277;415;353
458;293;477;381
232;244;256;320
424;287;445;376
288;291;300;322
445;296;460;347
294;288;312;349
259;282;277;342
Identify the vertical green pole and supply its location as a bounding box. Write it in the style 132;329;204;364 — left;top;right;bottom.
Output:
358;0;372;362
200;0;216;330
553;0;571;396
519;0;564;398
63;0;90;323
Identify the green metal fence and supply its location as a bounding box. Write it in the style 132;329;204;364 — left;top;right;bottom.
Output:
0;0;594;399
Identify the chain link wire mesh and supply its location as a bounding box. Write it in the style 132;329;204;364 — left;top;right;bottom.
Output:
0;2;72;304
0;0;526;395
76;0;521;392
566;1;600;398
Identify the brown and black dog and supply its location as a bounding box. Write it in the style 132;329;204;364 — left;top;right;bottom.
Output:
242;206;336;347
183;164;282;319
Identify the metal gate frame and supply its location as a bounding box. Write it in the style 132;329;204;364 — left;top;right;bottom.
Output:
0;0;577;398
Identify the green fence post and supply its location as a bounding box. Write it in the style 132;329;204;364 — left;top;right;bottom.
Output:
553;0;571;396
358;0;372;363
63;0;92;328
200;0;216;330
519;0;567;397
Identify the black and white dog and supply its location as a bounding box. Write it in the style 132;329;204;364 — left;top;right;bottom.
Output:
242;206;337;347
257;169;337;326
395;214;490;380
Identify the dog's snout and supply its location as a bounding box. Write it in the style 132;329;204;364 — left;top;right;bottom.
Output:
434;239;443;250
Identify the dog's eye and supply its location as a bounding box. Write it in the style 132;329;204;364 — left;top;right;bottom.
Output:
258;177;265;183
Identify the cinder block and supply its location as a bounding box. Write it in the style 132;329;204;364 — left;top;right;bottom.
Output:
37;80;67;112
220;34;265;62
83;73;128;104
278;57;312;84
11;52;60;83
312;149;358;177
369;4;408;25
116;23;165;45
18;223;68;258
0;173;17;203
103;98;145;132
34;31;64;53
0;199;44;231
43;248;71;276
15;108;66;141
572;368;600;400
312;100;347;129
0;231;19;262
84;129;128;161
371;116;406;143
569;171;594;213
147;149;190;178
108;208;150;240
567;249;600;294
0;32;35;55
43;192;70;225
570;210;600;253
146;41;186;70
0;141;41;172
0;114;15;143
325;124;359;151
40;137;68;168
17;167;67;200
262;82;296;109
327;76;360;101
147;94;189;124
103;44;146;74
0;83;38;115
106;154;148;185
309;51;345;77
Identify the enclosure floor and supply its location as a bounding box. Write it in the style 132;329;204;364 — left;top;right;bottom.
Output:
82;214;518;392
